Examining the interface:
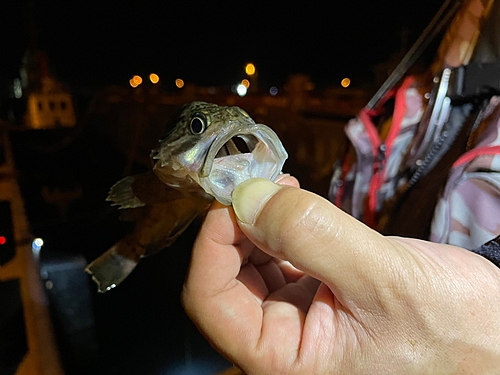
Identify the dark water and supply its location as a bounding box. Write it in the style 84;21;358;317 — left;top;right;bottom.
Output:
9;127;231;375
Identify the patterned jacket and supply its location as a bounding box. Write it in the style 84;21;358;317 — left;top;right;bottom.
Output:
330;78;500;263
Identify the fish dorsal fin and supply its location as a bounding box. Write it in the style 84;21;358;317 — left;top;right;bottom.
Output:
106;176;146;209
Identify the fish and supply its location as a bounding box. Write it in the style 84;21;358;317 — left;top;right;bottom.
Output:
86;101;288;292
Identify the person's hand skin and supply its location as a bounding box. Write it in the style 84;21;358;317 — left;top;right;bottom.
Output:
182;177;500;375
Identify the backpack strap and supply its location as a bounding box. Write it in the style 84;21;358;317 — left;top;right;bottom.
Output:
402;61;500;189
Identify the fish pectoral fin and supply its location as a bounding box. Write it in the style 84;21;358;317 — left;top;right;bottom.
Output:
86;237;141;293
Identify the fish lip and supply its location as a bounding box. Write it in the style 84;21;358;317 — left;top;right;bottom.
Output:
197;121;287;205
200;122;285;178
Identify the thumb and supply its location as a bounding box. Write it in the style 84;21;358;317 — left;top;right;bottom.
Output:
232;178;414;308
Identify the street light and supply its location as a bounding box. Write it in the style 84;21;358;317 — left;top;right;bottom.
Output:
175;78;184;88
130;75;142;88
236;84;247;97
245;63;256;76
341;78;351;88
149;73;160;84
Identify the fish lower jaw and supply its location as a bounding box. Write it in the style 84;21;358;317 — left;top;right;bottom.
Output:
198;151;281;206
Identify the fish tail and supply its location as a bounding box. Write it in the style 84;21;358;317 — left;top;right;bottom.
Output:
85;236;142;293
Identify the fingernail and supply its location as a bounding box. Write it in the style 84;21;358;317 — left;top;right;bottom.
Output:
232;178;282;225
274;173;290;183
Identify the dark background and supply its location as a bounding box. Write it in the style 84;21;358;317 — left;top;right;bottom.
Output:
2;1;442;89
1;1;446;374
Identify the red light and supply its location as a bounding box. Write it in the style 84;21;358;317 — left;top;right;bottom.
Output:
0;236;6;245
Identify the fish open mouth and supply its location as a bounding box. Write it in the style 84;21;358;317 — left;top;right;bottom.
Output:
214;135;256;158
198;124;287;205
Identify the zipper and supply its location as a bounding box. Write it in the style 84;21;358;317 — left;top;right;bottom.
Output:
407;130;449;187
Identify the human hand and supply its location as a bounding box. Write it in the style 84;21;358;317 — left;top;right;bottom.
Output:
182;178;500;375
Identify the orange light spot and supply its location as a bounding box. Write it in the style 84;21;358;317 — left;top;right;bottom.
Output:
175;79;184;88
341;78;351;88
241;79;250;88
149;73;160;84
132;75;143;85
245;63;256;76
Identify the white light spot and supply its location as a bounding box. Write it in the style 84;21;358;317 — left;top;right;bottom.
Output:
236;84;247;97
32;237;44;256
269;86;278;96
13;78;22;99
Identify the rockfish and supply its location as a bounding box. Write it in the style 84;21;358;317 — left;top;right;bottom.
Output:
86;101;288;292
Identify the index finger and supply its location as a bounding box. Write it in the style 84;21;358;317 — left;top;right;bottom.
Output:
185;175;299;295
182;176;300;360
183;201;263;358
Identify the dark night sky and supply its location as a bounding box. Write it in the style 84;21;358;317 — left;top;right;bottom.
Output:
2;1;443;90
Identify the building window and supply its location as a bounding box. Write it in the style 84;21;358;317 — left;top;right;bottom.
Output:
38;101;42;111
60;101;67;110
49;101;55;111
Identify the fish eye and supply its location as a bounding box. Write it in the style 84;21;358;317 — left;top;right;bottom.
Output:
190;114;206;134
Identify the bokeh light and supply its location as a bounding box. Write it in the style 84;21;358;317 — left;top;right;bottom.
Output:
149;73;160;84
236;84;247;97
175;78;185;88
245;63;256;76
241;79;250;88
130;75;143;88
269;86;278;96
132;75;142;85
341;78;351;88
32;237;44;256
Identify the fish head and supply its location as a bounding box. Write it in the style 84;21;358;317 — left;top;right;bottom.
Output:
152;101;288;205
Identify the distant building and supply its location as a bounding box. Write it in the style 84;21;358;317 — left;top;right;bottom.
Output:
24;75;76;129
15;48;76;129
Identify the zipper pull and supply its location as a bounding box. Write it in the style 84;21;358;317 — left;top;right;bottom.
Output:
378;143;387;163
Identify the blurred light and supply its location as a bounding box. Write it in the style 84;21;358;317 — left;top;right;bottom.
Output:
236;84;247;97
0;236;6;245
149;73;160;84
245;63;256;76
269;86;278;96
241;79;250;88
13;78;22;99
157;358;230;375
341;78;351;88
129;79;138;88
132;75;143;85
32;237;44;257
175;78;185;88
